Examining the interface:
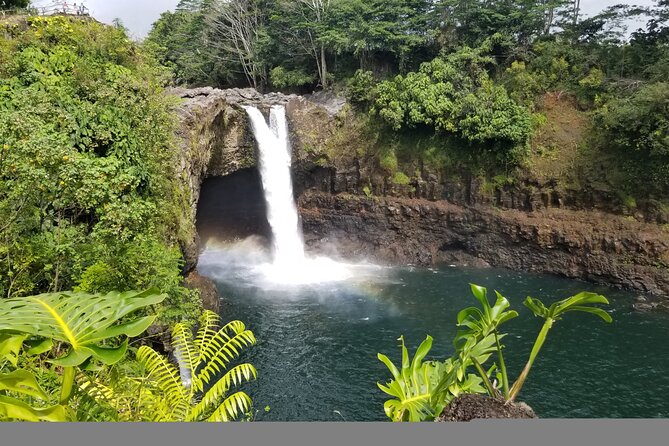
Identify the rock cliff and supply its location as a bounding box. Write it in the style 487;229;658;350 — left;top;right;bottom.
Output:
171;87;669;300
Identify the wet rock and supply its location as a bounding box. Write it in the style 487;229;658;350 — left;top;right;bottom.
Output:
184;271;221;314
632;295;669;312
299;192;669;297
437;394;537;421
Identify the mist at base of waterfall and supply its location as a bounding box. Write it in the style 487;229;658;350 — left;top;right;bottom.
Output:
198;237;387;290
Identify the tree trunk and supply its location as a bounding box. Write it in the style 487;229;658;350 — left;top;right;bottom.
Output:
320;44;328;89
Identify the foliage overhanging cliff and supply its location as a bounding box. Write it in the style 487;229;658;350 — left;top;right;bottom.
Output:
0;16;199;324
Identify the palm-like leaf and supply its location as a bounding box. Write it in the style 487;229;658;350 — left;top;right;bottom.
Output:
136;345;190;421
377;336;439;422
0;289;166;366
525;292;612;322
508;291;612;401
135;310;257;422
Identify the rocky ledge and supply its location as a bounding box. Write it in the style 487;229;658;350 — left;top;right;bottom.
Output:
300;192;669;298
438;394;537;421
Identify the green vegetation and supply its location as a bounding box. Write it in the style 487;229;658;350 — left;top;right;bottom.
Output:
0;16;199;325
377;284;612;421
0;290;257;422
134;310;257;421
0;0;29;10
148;1;669;199
372;44;534;169
0;289;166;421
594;82;669;194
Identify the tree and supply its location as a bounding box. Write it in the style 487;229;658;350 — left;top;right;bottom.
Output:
436;1;571;53
0;0;30;10
207;0;266;89
372;44;534;168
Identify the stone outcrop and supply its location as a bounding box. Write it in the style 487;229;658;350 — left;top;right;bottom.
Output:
172;87;309;270
172;87;669;302
300;192;669;297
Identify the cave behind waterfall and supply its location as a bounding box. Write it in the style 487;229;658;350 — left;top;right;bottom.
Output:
196;167;271;245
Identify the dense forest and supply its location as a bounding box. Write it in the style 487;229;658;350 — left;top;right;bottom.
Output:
148;0;669;198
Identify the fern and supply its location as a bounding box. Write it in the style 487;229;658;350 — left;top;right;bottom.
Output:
137;310;257;422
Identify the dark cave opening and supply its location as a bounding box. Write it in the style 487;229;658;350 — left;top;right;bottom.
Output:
195;167;271;245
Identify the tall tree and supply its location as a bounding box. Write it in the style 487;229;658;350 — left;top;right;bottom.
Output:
207;0;266;89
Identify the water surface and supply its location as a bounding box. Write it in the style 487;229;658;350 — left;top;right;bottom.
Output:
199;259;669;421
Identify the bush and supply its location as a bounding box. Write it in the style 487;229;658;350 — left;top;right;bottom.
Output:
372;47;534;168
595;82;669;194
270;66;315;89
0;17;196;324
346;69;375;104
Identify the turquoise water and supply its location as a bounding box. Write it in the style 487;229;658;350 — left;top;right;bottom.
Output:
199;258;669;421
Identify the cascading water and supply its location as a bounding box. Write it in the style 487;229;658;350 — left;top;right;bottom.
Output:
241;105;353;285
244;106;305;265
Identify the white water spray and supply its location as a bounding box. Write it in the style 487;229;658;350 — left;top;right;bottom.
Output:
244;105;351;285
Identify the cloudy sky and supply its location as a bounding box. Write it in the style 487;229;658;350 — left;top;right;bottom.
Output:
33;1;659;40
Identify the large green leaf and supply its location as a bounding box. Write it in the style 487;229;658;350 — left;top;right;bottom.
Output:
0;289;166;366
0;370;48;400
0;333;27;366
0;395;70;422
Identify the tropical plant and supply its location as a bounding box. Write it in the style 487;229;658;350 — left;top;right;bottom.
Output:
129;310;257;422
377;335;486;422
0;288;166;421
378;284;612;421
0;334;69;422
454;284;518;399
508;291;612;401
457;286;612;403
377;335;438;422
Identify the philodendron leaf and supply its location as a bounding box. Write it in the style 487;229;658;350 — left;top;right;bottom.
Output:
0;289;165;362
378;353;401;381
0;370;48;400
87;339;129;365
24;338;53;356
50;340;129;366
49;347;95;367
0;395;69;422
0;334;27;367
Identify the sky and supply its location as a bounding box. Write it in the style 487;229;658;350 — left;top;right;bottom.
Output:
32;1;660;40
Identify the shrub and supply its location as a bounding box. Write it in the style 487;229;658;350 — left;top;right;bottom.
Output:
270;66;315;89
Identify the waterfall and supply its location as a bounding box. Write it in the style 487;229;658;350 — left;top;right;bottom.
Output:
243;104;353;285
244;105;305;265
199;106;368;289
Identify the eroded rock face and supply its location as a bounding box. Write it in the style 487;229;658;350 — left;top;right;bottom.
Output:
299;192;669;297
172;87;669;301
171;87;333;270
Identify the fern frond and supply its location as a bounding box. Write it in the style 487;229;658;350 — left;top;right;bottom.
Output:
206;391;252;422
200;321;246;362
77;372;115;402
195;329;257;389
136;345;189;420
195;311;221;352
171;323;199;381
188;363;257;421
75;373;120;421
